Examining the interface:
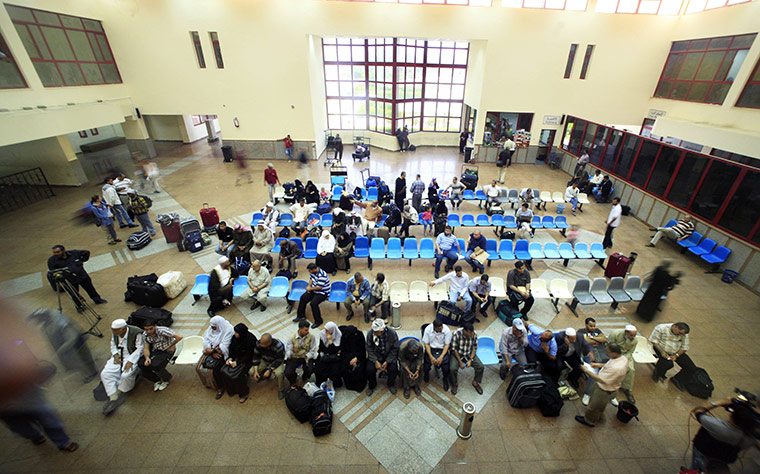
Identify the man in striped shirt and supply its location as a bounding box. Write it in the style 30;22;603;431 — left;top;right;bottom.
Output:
138;322;182;392
294;263;331;328
410;174;426;212
647;216;695;247
649;322;695;381
434;226;461;279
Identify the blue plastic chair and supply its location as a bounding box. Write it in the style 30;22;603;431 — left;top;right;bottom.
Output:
321;214;333;227
377;214;388;227
502;215;517;229
403;238;419;263
269;276;289;298
370;238;386;260
232;276;249;298
399;336;421;344
463;190;475;200
279;213;293;227
677;232;703;250
529;242;545;259
331;186;343;202
574;243;592;259
448;214;461;228
701;246;731;267
419;238;435;259
531;216;542;229
514;240;531;260
331;176;345;187
367;187;379;202
354;236;370;258
558;242;576;259
664;219;677;227
190;274;210;303
476;337;500;365
689;238;717;257
491;214;505;227
251;212;263;224
303;237;319;259
387;238;402;259
498;239;515;260
327;281;348;308
272;237;287;253
475;190;487;201
307;213;320;225
543;242;560;259
287;280;308;304
461;214;476;227
589;243;607;260
542;215;556;229
457;238;467;258
476;214;490;226
554;216;569;229
289;238;304;258
484;239;499;265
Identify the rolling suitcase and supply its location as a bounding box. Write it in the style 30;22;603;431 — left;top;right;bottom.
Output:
127;231;151;250
125;274;168;307
605;253;630;277
161;221;181;243
200;203;220;228
506;364;545;408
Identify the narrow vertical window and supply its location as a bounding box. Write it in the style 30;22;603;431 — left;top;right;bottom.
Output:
190;31;205;68
579;44;594;79
564;43;578;79
209;32;224;69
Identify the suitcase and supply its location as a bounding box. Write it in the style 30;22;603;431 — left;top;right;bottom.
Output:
185;232;203;253
435;301;475;327
506;364;546;408
310;389;333;436
127;231;151;250
200;203;220;228
203;225;217;235
128;306;173;327
605;253;630;277
125;274;168;307
195;356;217;389
161;221;181;243
157;271;187;299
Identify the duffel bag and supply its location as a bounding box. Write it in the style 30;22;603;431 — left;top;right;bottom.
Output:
125;273;167;307
128;306;173;327
285;385;313;423
127;231;151;250
157;271;187;299
496;299;522;325
310;389;333;436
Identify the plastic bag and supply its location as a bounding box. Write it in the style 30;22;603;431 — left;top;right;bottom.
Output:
320;380;335;402
303;382;320;397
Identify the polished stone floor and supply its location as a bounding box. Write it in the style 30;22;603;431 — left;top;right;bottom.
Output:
1;140;759;473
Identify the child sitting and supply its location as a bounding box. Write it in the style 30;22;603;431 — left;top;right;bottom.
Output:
420;208;433;235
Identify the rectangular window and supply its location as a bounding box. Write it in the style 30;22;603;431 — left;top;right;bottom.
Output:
613;135;640;179
690;160;741;221
653;34;756;105
580;123;597;154
579;44;594;79
710;148;760;169
209;32;223;68
503;0;588;10
716;170;759;237
646;146;682;196
568;118;586;154
588;127;610;165
0;30;27;88
5;3;121;87
629;140;660;187
601;130;623;171
191;31;205;68
564;43;578;79
736;58;760;109
561;116;575;149
667;152;709;208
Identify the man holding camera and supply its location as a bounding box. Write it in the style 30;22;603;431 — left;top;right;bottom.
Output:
47;245;107;305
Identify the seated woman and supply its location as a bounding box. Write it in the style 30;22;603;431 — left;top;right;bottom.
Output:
515;203;534;239
331;208;346;237
339;325;367;392
213;323;258;403
315;322;342;387
315;230;337;276
304;180;320;205
334;232;353;274
202;316;234;399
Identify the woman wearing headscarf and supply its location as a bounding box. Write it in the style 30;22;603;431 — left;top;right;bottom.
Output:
304;180;320;205
249;220;274;268
331;208;346;237
636;260;681;322
315;322;343;387
334;232;353;274
202;316;235;400
213;323;258;403
339;325;367;392
428;178;440;208
315;229;337;276
347;211;363;238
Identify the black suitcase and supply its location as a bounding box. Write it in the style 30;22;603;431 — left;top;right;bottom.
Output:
310;389;333;436
461;176;478;191
285;386;313;423
506;364;545;408
435;301;475;327
127;231;151;250
125;273;168;307
128;306;173;327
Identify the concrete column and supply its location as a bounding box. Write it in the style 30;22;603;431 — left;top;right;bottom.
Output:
0;136;87;186
121;117;156;158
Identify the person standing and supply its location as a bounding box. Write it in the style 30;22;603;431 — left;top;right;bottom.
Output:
113;173;135;212
264;163;281;203
464;134;475;163
283;135;294;161
605;325;638;404
449;323;484;395
575;149;590;175
334;134;343;161
90;195;120;245
47;245;108;305
99;319;143;415
574;343;629;427
102;177;137;229
637;261;680;320
127;190;155;236
138;321;182;392
140;160;162;193
403;125;410;150
459;130;468;154
503;136;516;168
395;171;407;209
602;197;622;249
410;174;425;212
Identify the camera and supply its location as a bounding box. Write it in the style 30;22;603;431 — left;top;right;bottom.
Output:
47;267;75;283
728;388;760;439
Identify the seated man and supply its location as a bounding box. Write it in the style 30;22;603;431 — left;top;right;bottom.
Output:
525;323;559;381
368;273;390;322
449;323;484;395
483;180;501;207
468;274;493;320
422;319;452;391
207;256;239;318
229;224;253;263
214;221;235;257
575;343;629;428
431;265;472;314
564;183;580;215
647;215;695;247
498;318;528;380
605;325;638;405
344;272;371;321
446;177;465;210
434;226;461;278
515;203;534;239
365;319;399;396
554;328;593;390
261;202;280;233
464;230;487;275
100;319;143;415
649;322;695;382
294;263;330;328
592;176;612;203
290;198;317;233
249;221;274;268
284;320;318;386
246;260;271;312
507;261;534;317
585;170;604;195
278;238;301;277
352;200;383;236
138;321;182;392
519;188;535;210
251;333;287;399
398;338;424;399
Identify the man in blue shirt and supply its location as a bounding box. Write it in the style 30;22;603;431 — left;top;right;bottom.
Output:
526;323;560;381
434;226;461;279
410;174;426;212
294;263;331;328
343;272;371;321
464;230;487;274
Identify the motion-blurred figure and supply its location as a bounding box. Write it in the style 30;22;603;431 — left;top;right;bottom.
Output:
636;260;681;322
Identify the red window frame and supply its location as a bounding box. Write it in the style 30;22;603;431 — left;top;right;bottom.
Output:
0;30;27;89
6;4;122;87
735;57;760;109
563;44;578;79
653;33;756;105
579;44;594;79
560;114;760;246
332;0;493;5
209;32;224;69
190;31;206;69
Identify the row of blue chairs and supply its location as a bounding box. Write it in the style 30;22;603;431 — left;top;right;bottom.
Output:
660;220;732;272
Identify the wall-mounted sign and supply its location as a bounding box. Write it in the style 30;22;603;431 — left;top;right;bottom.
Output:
543;115;562;125
647;109;667;119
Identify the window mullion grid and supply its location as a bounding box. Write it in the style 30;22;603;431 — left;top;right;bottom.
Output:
391;38;398;131
598;128;612;168
686;159;713;210
84;30;107;83
33;15;67;85
364;40;370;131
712;168;747;225
748;214;760;242
643;143;663;189
663;150;687;199
61;26;89;85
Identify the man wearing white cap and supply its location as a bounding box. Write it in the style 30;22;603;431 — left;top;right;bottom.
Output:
250;220;274;268
498;318;528;380
261;202;280;233
554;328;593;388
264;162;281;202
207;256;239;318
606;325;638;404
100;319;144;415
365;319;399;396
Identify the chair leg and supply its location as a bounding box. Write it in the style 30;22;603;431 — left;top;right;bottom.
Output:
565;298;580;318
595;258;605;269
563;258;569;267
610;301;619;310
408;259;412;267
705;263;721;274
551;298;559;313
368;257;373;270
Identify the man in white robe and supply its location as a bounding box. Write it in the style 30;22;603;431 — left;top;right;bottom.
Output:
100;319;144;415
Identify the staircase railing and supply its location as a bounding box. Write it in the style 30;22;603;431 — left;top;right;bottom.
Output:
0;167;55;214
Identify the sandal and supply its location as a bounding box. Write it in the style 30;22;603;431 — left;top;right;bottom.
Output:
239;396;248;404
59;442;79;452
215;390;224;400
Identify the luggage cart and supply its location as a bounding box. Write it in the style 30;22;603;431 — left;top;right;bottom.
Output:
461;164;479;191
323;130;342;167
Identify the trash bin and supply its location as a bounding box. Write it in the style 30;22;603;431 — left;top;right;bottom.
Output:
628;252;638;274
391;302;401;329
457;402;476;440
221;145;233;163
616;401;639;423
721;270;739;284
556;204;565;214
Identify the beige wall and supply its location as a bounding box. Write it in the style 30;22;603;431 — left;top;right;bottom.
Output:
0;136;86;185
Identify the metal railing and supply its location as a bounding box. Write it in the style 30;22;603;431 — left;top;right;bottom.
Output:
0;167;55;214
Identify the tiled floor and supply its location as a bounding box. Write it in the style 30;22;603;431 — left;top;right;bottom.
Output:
1;140;759;473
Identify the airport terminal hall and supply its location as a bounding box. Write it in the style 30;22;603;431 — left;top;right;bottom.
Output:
2;0;760;472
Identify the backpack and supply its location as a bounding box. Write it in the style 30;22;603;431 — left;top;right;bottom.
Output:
317;203;332;215
235;257;251;276
365;178;378;188
283;182;295;196
537;377;564;417
279;228;291;238
277;269;293;280
285;386;313;423
671;367;713;399
408;144;416;151
498;230;515;240
496;299;522;325
141;195;153;208
310;389;333;436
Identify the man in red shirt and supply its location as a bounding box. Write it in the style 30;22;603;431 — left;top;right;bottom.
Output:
264;163;281;202
283;135;294;161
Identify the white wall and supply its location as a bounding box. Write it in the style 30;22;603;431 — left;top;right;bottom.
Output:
143;115;184;141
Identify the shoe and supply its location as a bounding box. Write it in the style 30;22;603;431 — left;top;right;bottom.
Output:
102;400;115;415
346;312;353;321
250;301;260;311
474;318;481;323
499;365;507;380
574;416;594;427
59;442;79;453
292;317;301;322
114;239;122;242
109;241;118;245
215;390;224;400
451;384;458;395
32;435;46;445
582;394;590;406
128;224;139;228
413;386;421;396
332;271;337;276
651;371;661;382
93;298;108;305
623;390;636;404
434;272;439;279
83;372;99;384
157;381;169;391
646;243;656;248
423;371;429;383
443;378;450;392
610;397;619;407
153;382;162;392
366;387;374;396
260;305;267;312
222;299;231;306
278;391;286;400
648;227;657;231
208;309;215;318
404;389;410;399
479;268;484;275
239;396;248;403
388;386;397;395
119;225;128;229
472;381;483;395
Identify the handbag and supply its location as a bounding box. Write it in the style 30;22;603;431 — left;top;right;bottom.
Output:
220;363;246;379
202;353;224;370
